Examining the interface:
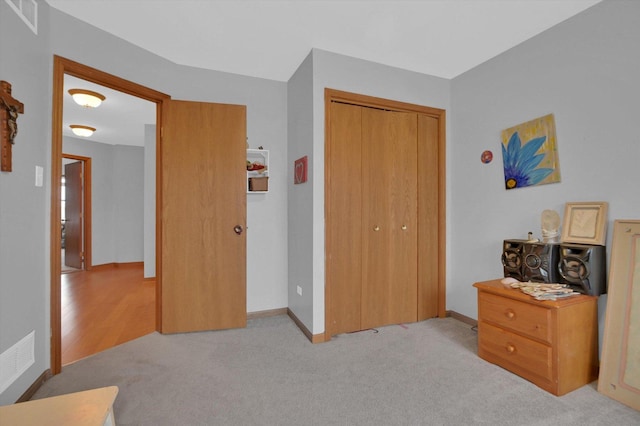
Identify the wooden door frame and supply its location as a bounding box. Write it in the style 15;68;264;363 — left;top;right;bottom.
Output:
50;56;170;374
61;154;92;270
324;88;447;340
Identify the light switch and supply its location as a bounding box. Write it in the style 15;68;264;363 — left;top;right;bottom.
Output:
35;166;43;187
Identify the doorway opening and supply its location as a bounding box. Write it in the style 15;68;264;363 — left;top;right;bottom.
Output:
51;56;170;373
52;55;249;372
61;155;90;274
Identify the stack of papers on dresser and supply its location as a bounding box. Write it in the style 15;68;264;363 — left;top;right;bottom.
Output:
502;278;581;301
510;282;581;300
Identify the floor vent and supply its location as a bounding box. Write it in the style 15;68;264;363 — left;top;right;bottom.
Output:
4;0;38;35
0;330;35;394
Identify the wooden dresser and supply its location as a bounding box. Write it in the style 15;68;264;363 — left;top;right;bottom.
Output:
474;279;599;396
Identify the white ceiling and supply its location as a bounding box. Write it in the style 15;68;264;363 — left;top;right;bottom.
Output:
52;0;602;147
63;75;156;147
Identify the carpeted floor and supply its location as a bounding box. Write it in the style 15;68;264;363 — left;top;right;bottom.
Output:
32;315;639;425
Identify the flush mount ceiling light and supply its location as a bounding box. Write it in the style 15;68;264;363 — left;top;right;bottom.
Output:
68;88;106;108
70;125;96;137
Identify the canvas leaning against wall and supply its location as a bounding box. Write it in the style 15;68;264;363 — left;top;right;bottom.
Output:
501;113;561;190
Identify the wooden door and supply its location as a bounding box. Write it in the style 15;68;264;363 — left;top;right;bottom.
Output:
161;100;247;334
326;102;363;336
64;161;83;269
361;108;418;329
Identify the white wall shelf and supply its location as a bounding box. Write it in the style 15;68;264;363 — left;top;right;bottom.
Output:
247;149;269;193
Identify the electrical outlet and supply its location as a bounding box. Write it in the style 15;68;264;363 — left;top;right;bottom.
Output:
296;285;302;296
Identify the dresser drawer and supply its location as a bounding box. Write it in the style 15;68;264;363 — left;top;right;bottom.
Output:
478;321;553;383
479;291;552;343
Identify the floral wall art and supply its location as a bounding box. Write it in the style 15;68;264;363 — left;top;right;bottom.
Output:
501;113;561;190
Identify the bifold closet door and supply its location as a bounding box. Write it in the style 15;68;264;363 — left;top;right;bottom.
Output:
417;113;440;320
327;102;363;336
361;108;418;329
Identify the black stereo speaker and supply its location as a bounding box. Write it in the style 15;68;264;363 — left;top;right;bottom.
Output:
502;240;525;281
502;240;561;283
558;243;607;296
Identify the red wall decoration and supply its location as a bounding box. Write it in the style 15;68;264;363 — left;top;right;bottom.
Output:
294;156;308;184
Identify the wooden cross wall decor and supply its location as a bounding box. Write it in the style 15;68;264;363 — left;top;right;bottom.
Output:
0;80;24;172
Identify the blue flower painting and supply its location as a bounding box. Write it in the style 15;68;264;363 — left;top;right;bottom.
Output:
501;114;560;190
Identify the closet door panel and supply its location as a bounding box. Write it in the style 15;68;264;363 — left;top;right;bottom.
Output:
326;102;363;336
362;108;418;329
389;111;418;325
361;107;390;328
418;114;440;319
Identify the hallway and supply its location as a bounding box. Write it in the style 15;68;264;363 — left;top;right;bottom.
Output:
61;263;155;365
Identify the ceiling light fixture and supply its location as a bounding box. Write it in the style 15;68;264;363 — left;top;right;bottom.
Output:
68;88;106;108
70;125;96;137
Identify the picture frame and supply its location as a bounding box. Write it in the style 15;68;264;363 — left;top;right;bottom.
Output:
597;220;640;410
561;201;608;245
501;113;561;190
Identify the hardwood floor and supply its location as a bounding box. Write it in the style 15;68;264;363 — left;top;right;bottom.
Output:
61;263;155;366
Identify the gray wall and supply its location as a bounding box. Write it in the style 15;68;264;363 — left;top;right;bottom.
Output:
63;138;144;265
143;124;156;278
0;0;51;404
287;52;314;329
113;145;144;263
449;0;640;340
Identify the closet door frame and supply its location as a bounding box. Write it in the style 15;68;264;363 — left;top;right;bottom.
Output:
324;89;447;340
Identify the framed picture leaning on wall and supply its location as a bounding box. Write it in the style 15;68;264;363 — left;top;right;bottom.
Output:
561;201;608;245
598;219;640;410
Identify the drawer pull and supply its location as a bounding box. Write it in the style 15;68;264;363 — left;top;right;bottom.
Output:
506;343;516;354
504;309;516;320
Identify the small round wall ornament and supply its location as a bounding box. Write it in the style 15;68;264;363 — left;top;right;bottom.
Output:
481;150;493;164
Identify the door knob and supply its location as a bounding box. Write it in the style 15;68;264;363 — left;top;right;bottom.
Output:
373;225;380;231
233;225;244;235
401;225;407;231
